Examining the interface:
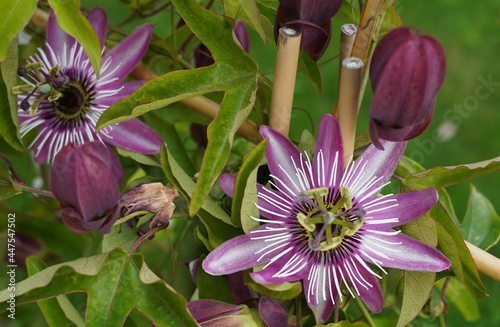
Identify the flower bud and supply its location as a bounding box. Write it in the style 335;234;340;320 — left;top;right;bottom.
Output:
274;0;343;61
369;27;446;149
50;142;123;234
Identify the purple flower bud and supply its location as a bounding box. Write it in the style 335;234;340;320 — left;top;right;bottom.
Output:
234;20;250;54
50;142;123;234
369;27;446;150
274;0;343;61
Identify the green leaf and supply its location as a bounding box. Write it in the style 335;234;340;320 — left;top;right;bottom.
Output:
298;51;323;93
0;248;199;326
223;0;267;43
116;147;160;167
0;0;37;61
231;139;267;231
378;4;402;35
26;256;85;327
197;208;242;248
47;0;101;77
98;0;259;217
396;271;436;327
403;156;500;190
432;192;486;299
197;256;233;302
160;144;232;225
101;224;137;253
0;37;25;151
461;185;500;251
0;183;21;200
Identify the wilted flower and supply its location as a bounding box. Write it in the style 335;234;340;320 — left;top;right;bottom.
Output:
274;0;343;61
203;115;450;323
17;8;162;163
120;183;180;228
369;27;446;150
50;142;122;234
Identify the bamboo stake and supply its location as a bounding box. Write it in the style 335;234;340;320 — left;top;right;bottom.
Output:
29;8;262;144
350;0;384;61
466;241;500;282
268;26;302;137
337;57;363;167
333;24;357;118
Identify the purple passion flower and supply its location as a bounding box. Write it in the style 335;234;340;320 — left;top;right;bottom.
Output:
50;142;122;234
17;8;162;163
203;114;450;323
274;0;343;61
369;27;446;150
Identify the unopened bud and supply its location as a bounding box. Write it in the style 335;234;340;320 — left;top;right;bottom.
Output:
369;27;446;149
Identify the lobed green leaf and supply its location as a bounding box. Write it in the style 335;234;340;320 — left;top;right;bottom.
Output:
0;248;199;326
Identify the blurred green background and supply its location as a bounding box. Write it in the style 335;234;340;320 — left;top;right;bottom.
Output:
2;0;500;325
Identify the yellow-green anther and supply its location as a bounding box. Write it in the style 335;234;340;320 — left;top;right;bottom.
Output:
49;64;60;79
340;187;352;210
12;85;34;94
320;236;342;251
297;212;315;232
306;187;329;198
48;91;62;101
345;219;364;236
26;62;43;70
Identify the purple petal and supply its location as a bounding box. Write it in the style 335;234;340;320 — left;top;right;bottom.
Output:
103;118;162;154
46;10;76;54
228;271;258;305
313;114;344;188
258;297;293;327
362;188;438;230
87;7;107;49
234;20;250;54
102;24;152;81
97;81;146;107
358;232;451;272
356;267;384;313
355;140;406;194
51;143;120;222
250;249;308;284
303;262;336;324
187;300;243;323
203;225;282;276
260;126;304;197
219;173;236;197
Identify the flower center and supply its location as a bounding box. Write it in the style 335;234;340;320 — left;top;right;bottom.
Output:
53;84;88;117
297;187;365;252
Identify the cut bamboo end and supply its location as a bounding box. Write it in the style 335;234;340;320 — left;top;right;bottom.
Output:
350;0;384;61
465;241;500;282
333;24;358;117
269;26;302;137
337;57;363;168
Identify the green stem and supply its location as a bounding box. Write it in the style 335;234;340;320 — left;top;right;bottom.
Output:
0;180;54;198
114;210;152;226
354;295;377;327
438;313;446;327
